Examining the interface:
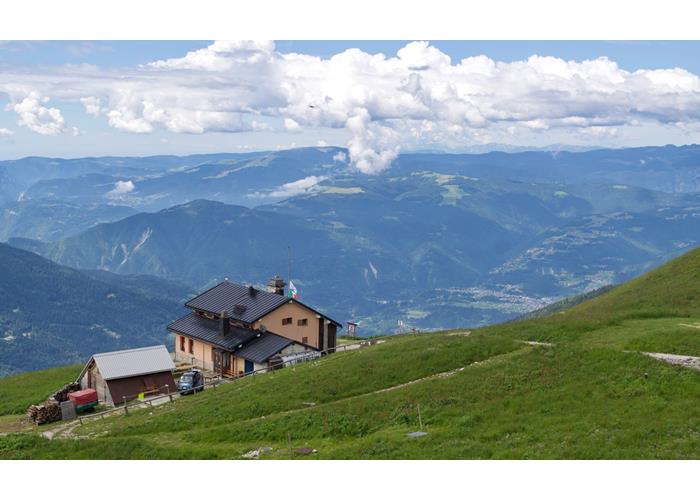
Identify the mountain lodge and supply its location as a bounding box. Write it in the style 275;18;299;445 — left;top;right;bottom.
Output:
168;276;341;377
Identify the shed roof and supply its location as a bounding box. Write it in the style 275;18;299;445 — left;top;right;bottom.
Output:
85;345;175;381
236;333;294;363
167;312;260;351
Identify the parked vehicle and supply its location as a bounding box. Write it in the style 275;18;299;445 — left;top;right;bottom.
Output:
177;370;204;395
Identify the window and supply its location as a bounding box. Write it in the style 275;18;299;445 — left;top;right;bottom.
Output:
302;336;308;344
180;336;185;352
188;338;194;354
297;318;308;327
282;317;293;325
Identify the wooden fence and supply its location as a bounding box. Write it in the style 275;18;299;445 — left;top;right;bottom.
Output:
72;336;392;425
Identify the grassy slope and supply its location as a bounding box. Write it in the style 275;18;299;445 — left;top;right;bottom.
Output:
4;247;700;458
0;364;80;415
514;285;616;322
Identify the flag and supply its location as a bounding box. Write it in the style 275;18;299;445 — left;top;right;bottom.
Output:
288;280;298;299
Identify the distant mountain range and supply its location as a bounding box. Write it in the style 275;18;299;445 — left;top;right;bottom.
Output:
0;200;136;241
0;243;193;376
404;143;604;154
4;144;700;214
3;144;700;364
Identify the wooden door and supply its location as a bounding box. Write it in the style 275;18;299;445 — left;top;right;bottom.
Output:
244;359;254;374
222;353;232;375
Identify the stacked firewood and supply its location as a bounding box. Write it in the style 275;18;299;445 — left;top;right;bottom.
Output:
51;382;81;403
26;398;61;425
26;381;81;424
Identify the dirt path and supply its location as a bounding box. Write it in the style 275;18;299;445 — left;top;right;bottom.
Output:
168;347;530;436
518;340;554;347
641;352;700;371
448;330;471;337
53;343;533;441
41;420;81;440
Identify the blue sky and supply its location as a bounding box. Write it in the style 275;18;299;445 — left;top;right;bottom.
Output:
2;40;700;166
3;41;700;72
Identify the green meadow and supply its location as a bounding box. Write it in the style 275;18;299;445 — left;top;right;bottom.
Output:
3;246;700;459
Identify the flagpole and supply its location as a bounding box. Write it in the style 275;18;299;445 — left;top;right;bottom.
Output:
287;245;291;292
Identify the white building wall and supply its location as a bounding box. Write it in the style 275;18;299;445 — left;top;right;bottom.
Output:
280;343;315;356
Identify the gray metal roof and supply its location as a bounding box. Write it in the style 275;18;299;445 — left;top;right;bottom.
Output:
91;345;175;381
236;333;294;363
185;280;342;327
167;312;260;351
185;281;289;323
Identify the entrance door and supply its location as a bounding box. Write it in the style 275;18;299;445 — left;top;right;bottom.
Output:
244;359;254;374
222;353;231;375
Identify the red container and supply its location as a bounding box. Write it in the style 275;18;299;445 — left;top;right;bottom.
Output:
68;388;98;406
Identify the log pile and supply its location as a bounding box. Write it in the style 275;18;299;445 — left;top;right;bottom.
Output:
26;381;81;425
26;398;62;425
51;382;81;403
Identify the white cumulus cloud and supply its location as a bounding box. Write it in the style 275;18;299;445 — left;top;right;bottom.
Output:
106;180;136;198
80;96;102;116
8;92;66;135
250;175;327;199
284;118;301;132
5;41;700;173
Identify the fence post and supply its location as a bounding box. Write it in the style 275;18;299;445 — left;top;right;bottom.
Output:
123;396;128;415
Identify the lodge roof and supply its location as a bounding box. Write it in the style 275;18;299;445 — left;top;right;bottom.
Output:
167;312;260;351
79;345;175;381
184;280;341;327
235;332;294;363
168;312;295;362
185;281;288;323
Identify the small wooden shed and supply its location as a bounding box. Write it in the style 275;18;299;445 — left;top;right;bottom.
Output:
78;345;176;405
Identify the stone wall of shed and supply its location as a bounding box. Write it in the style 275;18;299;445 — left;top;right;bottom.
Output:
80;361;112;405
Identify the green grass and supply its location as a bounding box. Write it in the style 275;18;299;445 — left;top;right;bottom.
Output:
0;364;80;415
5;247;700;458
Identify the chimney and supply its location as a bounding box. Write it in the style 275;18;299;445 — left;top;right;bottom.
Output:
219;310;230;336
266;275;286;295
